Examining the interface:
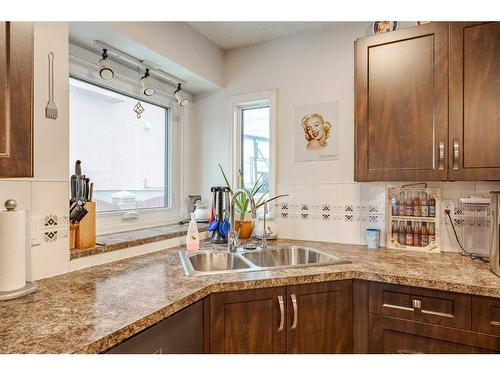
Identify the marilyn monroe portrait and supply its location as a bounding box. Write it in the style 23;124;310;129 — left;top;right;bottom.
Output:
301;112;332;150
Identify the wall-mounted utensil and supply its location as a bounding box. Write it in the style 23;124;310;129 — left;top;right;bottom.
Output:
45;52;58;119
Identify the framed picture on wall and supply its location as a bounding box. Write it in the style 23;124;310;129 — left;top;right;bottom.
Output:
294;101;339;162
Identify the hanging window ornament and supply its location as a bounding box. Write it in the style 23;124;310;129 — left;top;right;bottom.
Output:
133;68;146;118
133;101;145;118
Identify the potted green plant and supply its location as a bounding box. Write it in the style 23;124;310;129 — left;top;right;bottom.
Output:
218;164;287;239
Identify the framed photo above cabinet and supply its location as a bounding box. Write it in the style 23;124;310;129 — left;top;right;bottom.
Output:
355;22;500;182
0;22;33;178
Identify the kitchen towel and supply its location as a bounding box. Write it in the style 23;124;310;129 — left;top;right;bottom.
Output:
0;209;26;292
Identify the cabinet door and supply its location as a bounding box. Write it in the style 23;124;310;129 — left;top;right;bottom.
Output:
369;314;498;354
355;23;448;181
449;22;500;180
107;300;204;354
0;22;33;177
286;280;352;353
209;287;287;354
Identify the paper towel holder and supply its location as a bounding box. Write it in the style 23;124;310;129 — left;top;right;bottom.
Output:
0;199;38;301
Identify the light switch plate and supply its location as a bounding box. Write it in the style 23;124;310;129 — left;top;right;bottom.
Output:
30;216;41;246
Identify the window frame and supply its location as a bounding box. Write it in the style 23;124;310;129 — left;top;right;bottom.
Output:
69;43;185;234
228;90;277;210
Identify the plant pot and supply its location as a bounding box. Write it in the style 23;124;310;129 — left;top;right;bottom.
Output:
234;220;254;239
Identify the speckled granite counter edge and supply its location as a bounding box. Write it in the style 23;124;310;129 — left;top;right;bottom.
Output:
70;225;209;260
74;269;500;354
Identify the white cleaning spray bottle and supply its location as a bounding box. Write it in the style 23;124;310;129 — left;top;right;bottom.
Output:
186;212;200;252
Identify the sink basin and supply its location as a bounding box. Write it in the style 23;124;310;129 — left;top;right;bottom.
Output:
179;250;252;276
179;246;350;276
241;246;348;268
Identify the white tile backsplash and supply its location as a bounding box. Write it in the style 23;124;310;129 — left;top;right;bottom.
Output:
276;181;500;252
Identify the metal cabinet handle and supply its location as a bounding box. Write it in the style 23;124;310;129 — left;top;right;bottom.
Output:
397;349;424;354
453;139;459;170
291;294;298;330
438;140;445;171
277;295;284;332
412;299;422;310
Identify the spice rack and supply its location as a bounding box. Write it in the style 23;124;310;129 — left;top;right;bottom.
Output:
387;186;441;253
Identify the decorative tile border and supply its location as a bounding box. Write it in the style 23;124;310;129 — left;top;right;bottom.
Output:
278;202;386;223
37;214;69;243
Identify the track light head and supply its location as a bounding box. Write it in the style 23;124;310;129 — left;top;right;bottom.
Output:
174;83;190;107
98;48;114;80
141;68;155;96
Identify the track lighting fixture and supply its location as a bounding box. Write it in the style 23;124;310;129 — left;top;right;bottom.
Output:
141;68;156;97
174;83;190;107
98;49;114;80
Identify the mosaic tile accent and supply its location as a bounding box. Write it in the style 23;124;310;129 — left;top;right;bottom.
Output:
44;215;58;227
44;231;58;242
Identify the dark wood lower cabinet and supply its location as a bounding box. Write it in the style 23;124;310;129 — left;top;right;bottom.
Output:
368;314;499;354
209;281;352;354
106;300;204;354
209;286;287;354
287;280;352;353
104;280;500;354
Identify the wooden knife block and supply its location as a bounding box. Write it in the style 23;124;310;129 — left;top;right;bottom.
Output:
75;202;96;249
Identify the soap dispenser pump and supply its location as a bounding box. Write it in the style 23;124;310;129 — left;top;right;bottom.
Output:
186;213;200;252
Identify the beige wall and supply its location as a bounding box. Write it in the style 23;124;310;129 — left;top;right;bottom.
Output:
190;22;370;194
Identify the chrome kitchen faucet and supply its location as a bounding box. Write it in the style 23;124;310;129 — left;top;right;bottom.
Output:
228;188;257;252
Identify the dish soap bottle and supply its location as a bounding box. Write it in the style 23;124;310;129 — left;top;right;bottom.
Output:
186;213;200;251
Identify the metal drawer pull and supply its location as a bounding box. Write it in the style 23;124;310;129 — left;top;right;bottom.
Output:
438;140;445;170
277;295;284;332
291;294;298;330
412;299;422;310
453;139;459;170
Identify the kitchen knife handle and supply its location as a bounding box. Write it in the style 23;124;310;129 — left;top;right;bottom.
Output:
89;182;94;202
75;160;81;176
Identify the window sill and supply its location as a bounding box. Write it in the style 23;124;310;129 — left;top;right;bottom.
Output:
70;223;209;260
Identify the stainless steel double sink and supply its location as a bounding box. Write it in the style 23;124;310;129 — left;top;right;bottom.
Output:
179;246;350;276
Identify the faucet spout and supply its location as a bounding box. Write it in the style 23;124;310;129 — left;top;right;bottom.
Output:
228;188;257;252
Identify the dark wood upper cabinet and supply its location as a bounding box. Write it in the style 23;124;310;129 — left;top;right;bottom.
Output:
286;280;352;353
0;22;33;178
355;22;449;181
449;22;500;180
355;22;500;181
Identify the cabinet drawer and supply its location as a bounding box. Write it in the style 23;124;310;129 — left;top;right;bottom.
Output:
369;282;471;329
472;296;500;336
369;314;498;353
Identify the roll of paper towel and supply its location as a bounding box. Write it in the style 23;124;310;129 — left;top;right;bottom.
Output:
0;209;26;292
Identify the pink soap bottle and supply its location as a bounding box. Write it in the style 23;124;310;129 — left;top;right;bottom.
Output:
186;213;200;252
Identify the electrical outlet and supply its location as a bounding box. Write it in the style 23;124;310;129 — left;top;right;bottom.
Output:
441;200;455;224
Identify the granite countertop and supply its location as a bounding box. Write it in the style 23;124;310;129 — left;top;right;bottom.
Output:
70;223;208;260
2;239;500;354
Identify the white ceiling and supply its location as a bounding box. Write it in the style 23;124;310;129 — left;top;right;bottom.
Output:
187;22;334;50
